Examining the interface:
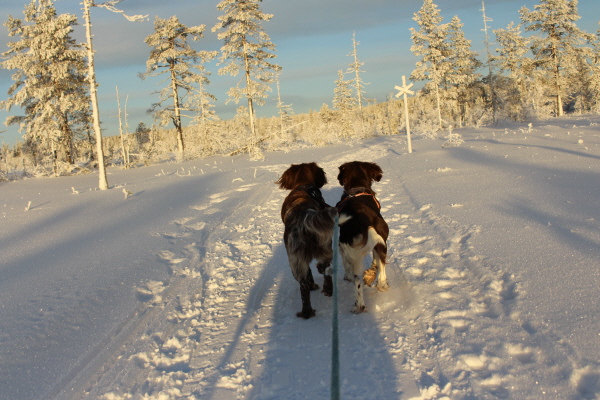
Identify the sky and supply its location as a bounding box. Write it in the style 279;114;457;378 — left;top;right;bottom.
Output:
0;0;599;146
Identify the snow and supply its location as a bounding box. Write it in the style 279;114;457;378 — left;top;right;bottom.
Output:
1;116;599;400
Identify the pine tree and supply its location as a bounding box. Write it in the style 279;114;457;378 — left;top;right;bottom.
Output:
333;69;355;137
212;0;280;151
589;24;600;112
1;0;90;173
494;22;536;120
481;0;497;121
333;70;356;112
410;0;450;129
445;16;482;126
520;0;594;116
141;16;216;160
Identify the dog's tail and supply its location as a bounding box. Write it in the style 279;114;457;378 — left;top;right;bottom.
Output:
304;206;337;237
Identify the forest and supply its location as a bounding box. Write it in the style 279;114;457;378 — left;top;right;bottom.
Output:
1;0;599;185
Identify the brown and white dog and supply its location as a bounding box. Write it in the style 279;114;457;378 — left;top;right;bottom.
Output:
336;161;389;313
276;162;338;319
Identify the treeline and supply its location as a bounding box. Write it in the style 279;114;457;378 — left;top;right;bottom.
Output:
1;0;599;182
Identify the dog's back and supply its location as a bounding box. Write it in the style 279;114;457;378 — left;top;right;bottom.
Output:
282;186;335;262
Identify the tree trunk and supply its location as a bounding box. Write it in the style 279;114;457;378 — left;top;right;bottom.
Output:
553;45;563;117
435;82;443;130
243;43;257;149
170;65;185;160
84;0;109;190
116;86;129;168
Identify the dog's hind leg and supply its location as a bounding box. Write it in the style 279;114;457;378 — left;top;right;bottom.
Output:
298;278;317;319
341;243;367;313
289;254;316;319
352;268;367;313
316;239;334;296
317;260;333;297
306;268;320;291
373;243;389;291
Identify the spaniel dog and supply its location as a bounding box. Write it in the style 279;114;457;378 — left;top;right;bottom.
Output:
336;161;389;313
276;162;337;319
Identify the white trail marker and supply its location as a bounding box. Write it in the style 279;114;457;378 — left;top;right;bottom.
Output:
395;76;414;153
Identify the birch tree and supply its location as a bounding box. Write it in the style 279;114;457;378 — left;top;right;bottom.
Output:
410;0;450;129
275;76;294;140
212;0;280;151
141;16;216;160
347;32;368;114
82;0;146;190
1;0;90;173
520;0;594;116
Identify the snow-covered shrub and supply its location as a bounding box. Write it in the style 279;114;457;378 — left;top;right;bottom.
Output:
415;117;440;139
443;133;464;147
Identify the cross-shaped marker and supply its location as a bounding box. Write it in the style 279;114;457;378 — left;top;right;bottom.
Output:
395;82;414;97
394;76;413;153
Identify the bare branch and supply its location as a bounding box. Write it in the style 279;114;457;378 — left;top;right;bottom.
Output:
95;0;148;22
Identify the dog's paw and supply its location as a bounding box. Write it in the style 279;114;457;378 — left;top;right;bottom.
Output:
316;262;330;274
351;304;367;314
297;308;316;319
322;276;333;297
376;282;390;292
363;268;378;287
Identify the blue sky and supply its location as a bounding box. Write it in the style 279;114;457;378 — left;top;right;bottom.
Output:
0;0;598;145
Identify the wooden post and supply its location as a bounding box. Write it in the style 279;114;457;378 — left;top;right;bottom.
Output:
395;76;414;153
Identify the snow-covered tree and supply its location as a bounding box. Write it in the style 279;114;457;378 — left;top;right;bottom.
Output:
1;0;90;173
141;16;217;160
347;32;368;114
494;22;537;120
588;24;600;112
446;16;482;126
520;0;594;116
410;0;450;129
332;69;355;137
480;0;498;121
212;0;280;150
333;70;356;112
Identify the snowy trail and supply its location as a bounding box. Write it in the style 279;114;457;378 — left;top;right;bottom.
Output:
62;132;597;399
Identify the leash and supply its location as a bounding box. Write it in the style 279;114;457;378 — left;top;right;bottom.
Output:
331;213;340;400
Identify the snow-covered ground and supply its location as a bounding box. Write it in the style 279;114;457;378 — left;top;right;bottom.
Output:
1;116;599;400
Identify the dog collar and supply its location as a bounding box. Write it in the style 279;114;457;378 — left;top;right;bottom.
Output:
337;192;381;210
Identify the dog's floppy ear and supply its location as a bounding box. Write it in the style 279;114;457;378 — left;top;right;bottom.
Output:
366;162;383;182
309;162;328;188
337;163;348;186
276;164;299;190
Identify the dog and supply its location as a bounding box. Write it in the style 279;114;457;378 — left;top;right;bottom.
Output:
276;162;338;319
336;161;389;313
